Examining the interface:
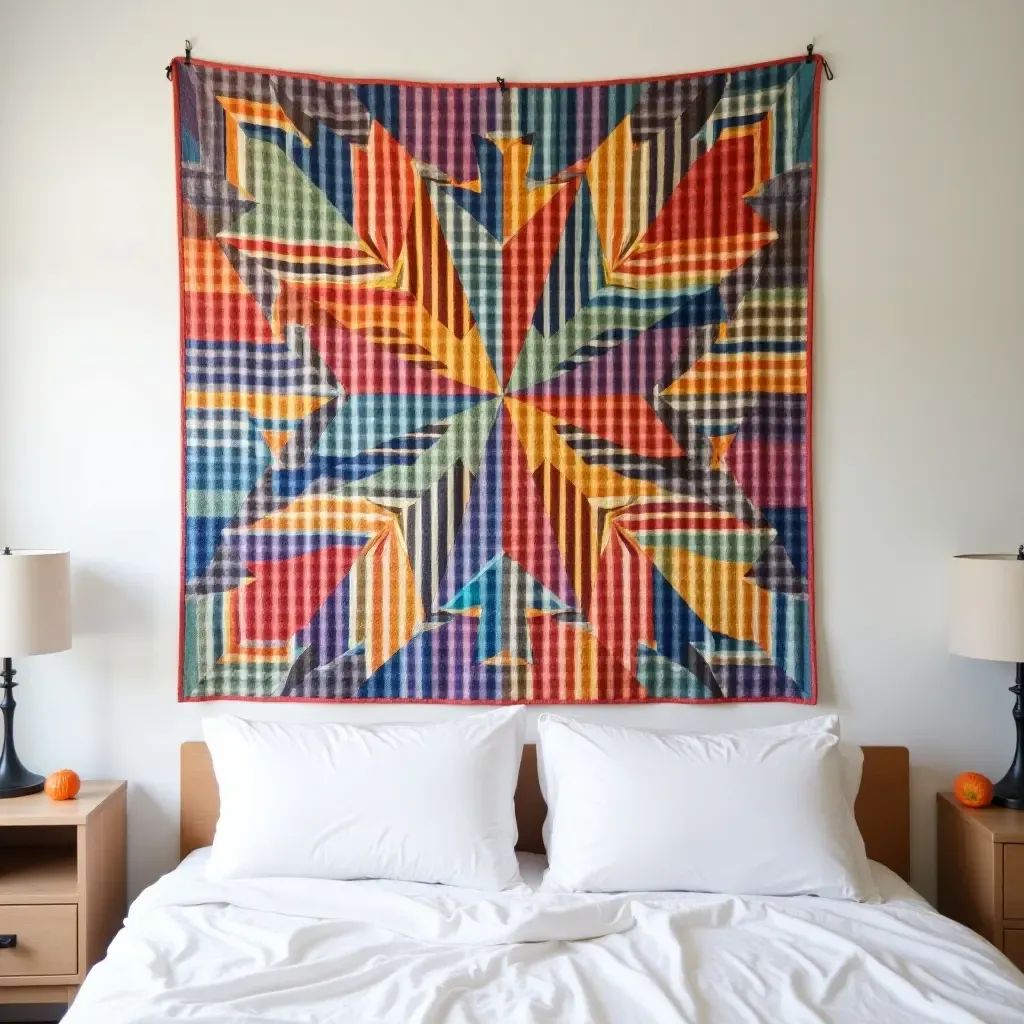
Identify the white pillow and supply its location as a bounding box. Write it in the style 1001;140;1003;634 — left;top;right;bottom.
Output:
537;714;877;900
203;708;525;890
757;715;864;808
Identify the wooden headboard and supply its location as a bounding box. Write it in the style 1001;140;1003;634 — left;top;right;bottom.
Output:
181;742;911;881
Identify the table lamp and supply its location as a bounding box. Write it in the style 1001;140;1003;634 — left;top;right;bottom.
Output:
950;546;1024;808
0;548;71;797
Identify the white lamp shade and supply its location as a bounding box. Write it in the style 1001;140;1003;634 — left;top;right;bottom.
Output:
950;554;1024;663
0;550;71;657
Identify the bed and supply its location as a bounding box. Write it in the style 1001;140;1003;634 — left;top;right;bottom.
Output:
63;742;1024;1023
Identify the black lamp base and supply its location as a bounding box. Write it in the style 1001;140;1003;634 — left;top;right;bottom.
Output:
991;663;1024;810
992;793;1024;810
0;658;43;799
0;769;44;799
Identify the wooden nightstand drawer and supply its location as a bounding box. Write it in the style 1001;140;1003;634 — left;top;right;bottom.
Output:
0;782;125;1007
938;794;1024;967
0;904;77;977
1005;929;1024;971
1004;845;1024;920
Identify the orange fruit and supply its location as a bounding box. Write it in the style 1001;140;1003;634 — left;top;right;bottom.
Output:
44;769;81;801
954;771;994;808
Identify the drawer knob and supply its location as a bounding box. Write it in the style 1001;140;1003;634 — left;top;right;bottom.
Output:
0;935;16;949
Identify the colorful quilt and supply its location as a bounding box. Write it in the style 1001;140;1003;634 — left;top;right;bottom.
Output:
175;55;821;703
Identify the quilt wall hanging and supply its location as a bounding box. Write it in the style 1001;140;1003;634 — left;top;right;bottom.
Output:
175;53;822;703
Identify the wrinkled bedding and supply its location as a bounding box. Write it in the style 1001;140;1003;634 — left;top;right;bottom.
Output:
65;851;1024;1023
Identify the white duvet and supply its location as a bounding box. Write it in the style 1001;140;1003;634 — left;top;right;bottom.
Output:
67;851;1024;1024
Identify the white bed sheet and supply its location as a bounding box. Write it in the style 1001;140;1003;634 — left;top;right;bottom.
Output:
66;850;1024;1024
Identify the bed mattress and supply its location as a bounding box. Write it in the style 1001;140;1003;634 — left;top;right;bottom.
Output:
65;851;1024;1023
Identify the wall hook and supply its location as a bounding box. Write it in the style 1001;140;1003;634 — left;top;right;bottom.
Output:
496;76;508;93
166;40;193;81
805;42;834;80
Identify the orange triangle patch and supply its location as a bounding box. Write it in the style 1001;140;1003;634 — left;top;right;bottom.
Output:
261;428;294;456
710;432;737;470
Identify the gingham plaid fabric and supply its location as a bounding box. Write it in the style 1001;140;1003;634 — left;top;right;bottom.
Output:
176;54;821;703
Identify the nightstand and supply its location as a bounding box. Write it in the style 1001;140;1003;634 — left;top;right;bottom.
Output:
0;781;126;1008
937;791;1024;971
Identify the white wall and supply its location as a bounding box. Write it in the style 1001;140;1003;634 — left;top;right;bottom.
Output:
1;0;1022;903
